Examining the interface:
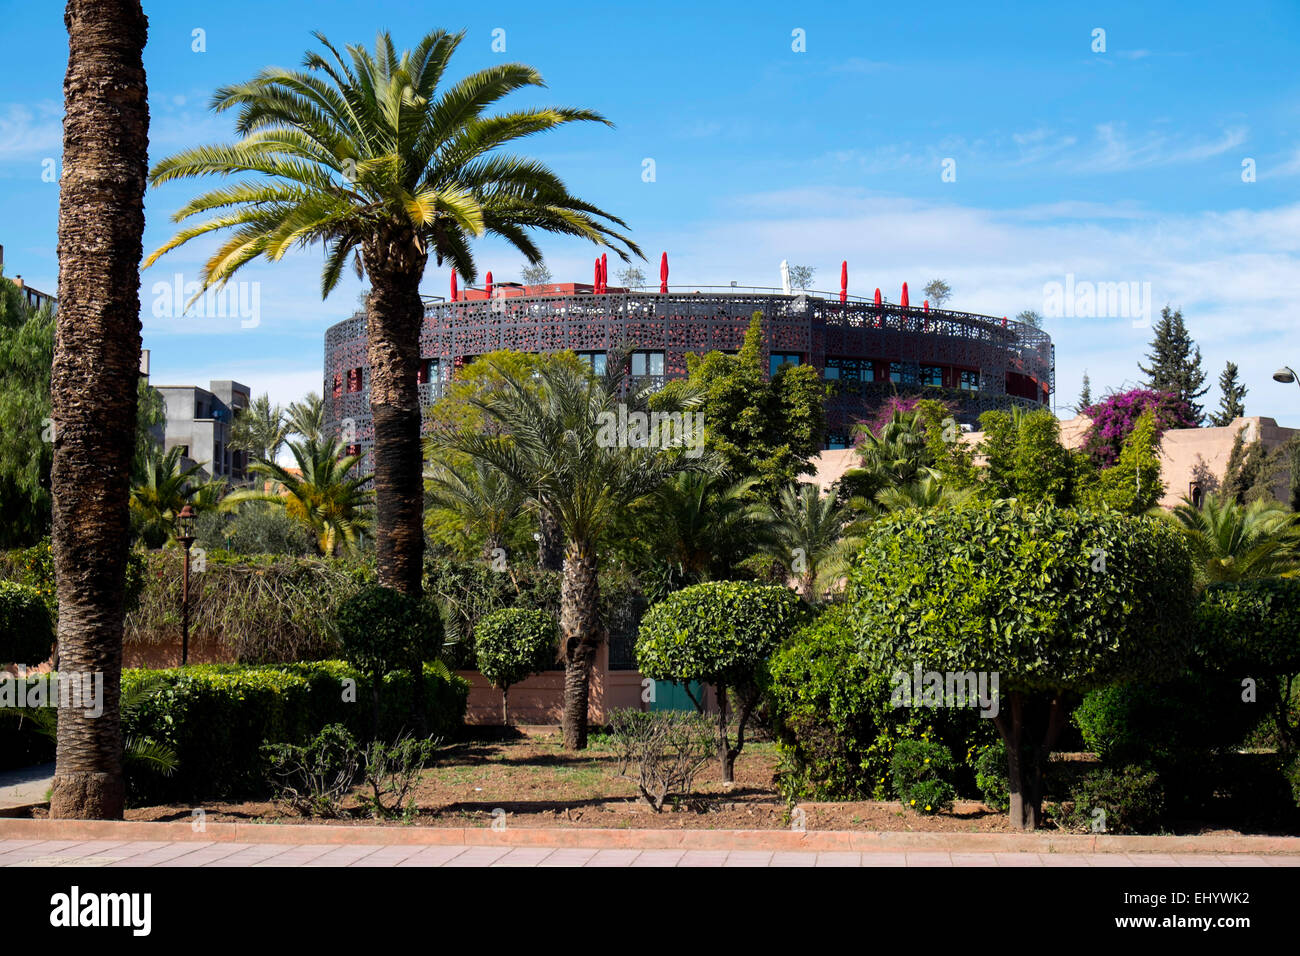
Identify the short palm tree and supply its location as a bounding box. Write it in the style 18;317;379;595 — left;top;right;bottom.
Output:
1167;492;1300;585
130;446;204;547
424;455;525;561
144;29;639;599
756;482;860;601
875;474;975;513
224;437;373;556
432;358;701;749
229;393;287;463
853;409;936;493
635;471;762;586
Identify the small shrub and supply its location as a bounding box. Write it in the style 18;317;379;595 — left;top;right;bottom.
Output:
974;740;1010;812
0;580;54;666
263;723;361;818
474;608;557;724
891;739;957;815
608;709;714;811
1065;764;1165;834
360;734;439;820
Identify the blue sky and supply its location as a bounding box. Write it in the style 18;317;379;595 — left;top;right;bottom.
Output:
1;0;1298;425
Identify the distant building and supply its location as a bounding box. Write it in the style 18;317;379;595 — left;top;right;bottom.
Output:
0;245;58;314
154;380;251;482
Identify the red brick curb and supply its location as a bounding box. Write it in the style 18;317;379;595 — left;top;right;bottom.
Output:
1;817;1296;855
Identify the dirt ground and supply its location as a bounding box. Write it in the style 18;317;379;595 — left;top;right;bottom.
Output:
118;729;1020;832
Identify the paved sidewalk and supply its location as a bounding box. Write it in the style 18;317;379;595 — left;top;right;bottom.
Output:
1;838;1298;867
0;764;53;814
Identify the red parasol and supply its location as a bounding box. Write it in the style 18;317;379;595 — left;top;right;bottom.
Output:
923;300;929;313
659;252;669;293
594;258;600;291
450;271;458;302
840;261;848;304
600;253;608;293
901;282;909;309
485;271;493;298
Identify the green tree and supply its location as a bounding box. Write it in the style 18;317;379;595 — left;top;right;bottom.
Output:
1080;409;1162;514
1166;493;1300;586
844;407;934;503
661;313;823;497
287;392;325;444
0;276;54;547
636;581;807;781
433;358;702;749
129;446;204;548
1209;361;1247;427
145;29;638;600
424;457;525;562
1221;426;1282;504
1139;306;1209;424
922;279;951;308
755;482;859;601
850;502;1195;828
475;608;557;724
229;393;287;463
224;437;373;555
1077;370;1092;412
976;407;1074;505
1015;309;1043;329
520;262;552;286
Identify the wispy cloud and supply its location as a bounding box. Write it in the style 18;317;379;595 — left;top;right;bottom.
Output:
0;102;62;159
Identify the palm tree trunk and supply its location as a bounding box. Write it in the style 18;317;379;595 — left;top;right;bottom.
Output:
559;540;602;749
49;0;149;820
362;228;428;599
537;506;563;571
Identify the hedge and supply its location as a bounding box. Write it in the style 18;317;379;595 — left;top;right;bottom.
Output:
121;660;468;801
0;580;54;666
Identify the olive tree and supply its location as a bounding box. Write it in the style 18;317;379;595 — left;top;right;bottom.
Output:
849;502;1194;829
475;608;557;725
636;581;807;782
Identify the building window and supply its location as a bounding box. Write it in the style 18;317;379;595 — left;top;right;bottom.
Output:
889;362;904;384
417;359;443;385
347;368;363;393
332;373;342;399
576;351;608;376
824;357;874;384
919;366;944;387
769;352;801;376
346;443;360;457
959;369;980;392
826;432;849;450
630;351;664;377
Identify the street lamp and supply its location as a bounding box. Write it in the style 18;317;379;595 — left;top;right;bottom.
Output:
176;504;196;666
1273;367;1298;387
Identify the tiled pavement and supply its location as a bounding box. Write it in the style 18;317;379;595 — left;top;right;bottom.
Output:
2;838;1297;867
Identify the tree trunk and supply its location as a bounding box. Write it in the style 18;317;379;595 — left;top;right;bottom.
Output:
362;227;428;599
537;506;563;571
501;685;509;726
49;0;149;821
994;690;1068;830
716;684;734;783
559;540;602;749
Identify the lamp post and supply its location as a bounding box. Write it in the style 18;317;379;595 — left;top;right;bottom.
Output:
1273;367;1299;389
176;504;196;666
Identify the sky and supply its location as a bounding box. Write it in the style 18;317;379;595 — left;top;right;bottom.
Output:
1;0;1298;427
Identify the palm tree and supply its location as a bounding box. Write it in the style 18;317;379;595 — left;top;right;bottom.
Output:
287;392;325;444
144;30;640;600
757;482;860;601
851;408;936;497
433;359;700;749
424;455;525;561
229;393;287;463
1167;493;1300;586
875;474;976;513
48;0;150;820
224;437;373;556
634;471;762;587
130;446;205;547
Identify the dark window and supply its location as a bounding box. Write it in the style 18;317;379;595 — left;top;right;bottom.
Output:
769;352;801;376
347;368;363;393
959;369;980;392
920;366;944;387
576;351;608;376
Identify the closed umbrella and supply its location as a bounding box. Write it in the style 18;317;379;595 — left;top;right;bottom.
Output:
840;261;848;304
874;287;882;307
450;271;458;302
486;271;493;299
660;252;669;293
901;282;909;308
601;253;608;293
780;259;791;295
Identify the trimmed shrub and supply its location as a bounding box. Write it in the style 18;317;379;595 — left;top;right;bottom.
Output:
637;581;808;782
425;557;560;667
1064;764;1166;834
608;709;714;811
122;660;468;801
974;740;1010;812
263;723;361;817
475;608;557;724
890;739;957;815
0;580;54;666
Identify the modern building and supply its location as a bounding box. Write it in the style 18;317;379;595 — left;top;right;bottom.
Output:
323;279;1054;464
154;380;252;482
0;245;58;314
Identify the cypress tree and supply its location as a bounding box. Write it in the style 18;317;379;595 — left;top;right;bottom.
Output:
1138;306;1209;424
1209;361;1248;426
1077;370;1092;412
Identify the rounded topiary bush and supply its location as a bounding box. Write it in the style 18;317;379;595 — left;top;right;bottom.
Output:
475;608;557;724
335;585;443;677
0;580;54;666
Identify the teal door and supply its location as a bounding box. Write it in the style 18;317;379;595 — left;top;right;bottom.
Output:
648;679;705;712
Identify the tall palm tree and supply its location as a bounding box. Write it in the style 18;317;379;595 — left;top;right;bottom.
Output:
1167;493;1300;586
144;30;640;599
433;359;700;749
287;391;325;443
757;482;860;601
49;0;149;819
224;437;373;556
424;455;525;561
229;393;288;463
130;446;205;547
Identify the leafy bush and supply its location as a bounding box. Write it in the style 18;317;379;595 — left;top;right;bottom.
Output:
1064;764;1166;834
768;606;999;801
122;660;468;801
199;503;316;557
1081;388;1196;467
890;739;957;815
637;580;807;781
974;740;1010;812
263;723;361;817
475;608;557;724
424;557;560;667
360;733;439;820
0;580;53;666
609;708;714;811
337;585;443;677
